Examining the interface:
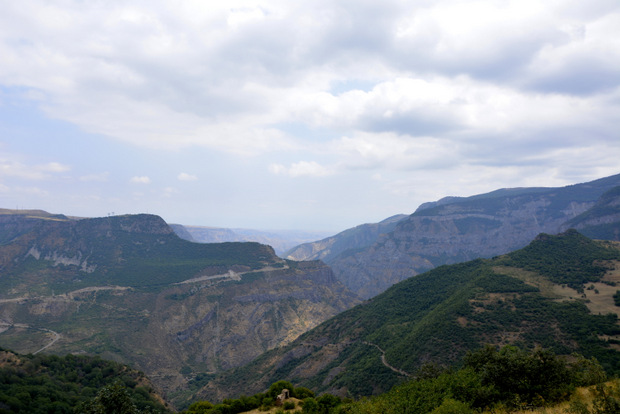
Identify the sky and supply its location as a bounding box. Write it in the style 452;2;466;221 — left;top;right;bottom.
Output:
1;0;619;232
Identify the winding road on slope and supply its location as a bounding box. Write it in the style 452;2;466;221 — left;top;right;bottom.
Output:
364;341;410;377
0;322;61;354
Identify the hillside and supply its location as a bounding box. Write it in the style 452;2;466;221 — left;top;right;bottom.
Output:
296;173;620;299
0;212;360;406
196;230;620;402
0;348;171;413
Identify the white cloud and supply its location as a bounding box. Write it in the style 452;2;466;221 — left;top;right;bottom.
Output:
328;132;459;171
0;0;619;230
11;186;49;197
177;172;197;181
130;176;151;184
0;157;70;180
41;162;70;172
1;0;618;157
269;161;334;177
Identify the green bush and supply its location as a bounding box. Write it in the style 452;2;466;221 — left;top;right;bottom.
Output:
429;398;473;414
301;397;319;414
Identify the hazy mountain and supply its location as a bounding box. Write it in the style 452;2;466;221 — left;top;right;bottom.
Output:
198;230;620;401
298;173;620;299
0;212;359;405
170;224;332;256
284;214;408;262
561;185;620;240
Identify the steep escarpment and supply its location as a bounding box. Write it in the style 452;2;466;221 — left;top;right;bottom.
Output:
562;186;620;241
324;173;620;298
284;214;407;262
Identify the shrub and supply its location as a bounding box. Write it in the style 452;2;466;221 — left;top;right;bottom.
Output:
430;398;473;414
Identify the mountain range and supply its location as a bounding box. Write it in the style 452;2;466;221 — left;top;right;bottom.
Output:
286;173;620;298
169;224;332;256
2;173;620;410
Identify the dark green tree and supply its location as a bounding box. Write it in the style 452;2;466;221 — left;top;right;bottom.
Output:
267;380;295;398
184;401;214;414
78;381;141;414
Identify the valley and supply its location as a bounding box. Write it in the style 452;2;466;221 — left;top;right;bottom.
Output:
0;211;360;407
198;230;620;402
2;173;620;412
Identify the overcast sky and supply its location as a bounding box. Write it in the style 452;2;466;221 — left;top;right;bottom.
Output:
1;0;619;232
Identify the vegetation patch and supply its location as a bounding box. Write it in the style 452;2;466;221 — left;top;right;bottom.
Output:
498;230;620;289
0;349;171;413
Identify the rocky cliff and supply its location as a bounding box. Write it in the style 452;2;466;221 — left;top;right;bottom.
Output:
284;214;407;262
311;174;620;298
562;186;620;240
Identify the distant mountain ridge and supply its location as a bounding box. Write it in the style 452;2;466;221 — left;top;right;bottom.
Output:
284;214;408;262
171;224;332;256
288;173;620;298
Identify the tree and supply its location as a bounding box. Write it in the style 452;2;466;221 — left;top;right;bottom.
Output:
301;397;319;414
185;401;214;414
463;345;573;407
78;381;141;414
268;380;295;399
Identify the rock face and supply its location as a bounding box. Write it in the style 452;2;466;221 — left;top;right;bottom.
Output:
297;174;620;299
284;214;407;262
0;212;360;403
562;186;620;240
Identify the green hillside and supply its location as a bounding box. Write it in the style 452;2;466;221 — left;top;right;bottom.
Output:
0;348;171;413
199;230;620;401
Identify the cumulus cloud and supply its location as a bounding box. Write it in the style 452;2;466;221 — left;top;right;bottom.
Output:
0;157;70;180
1;0;618;158
130;176;151;184
269;161;334;177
